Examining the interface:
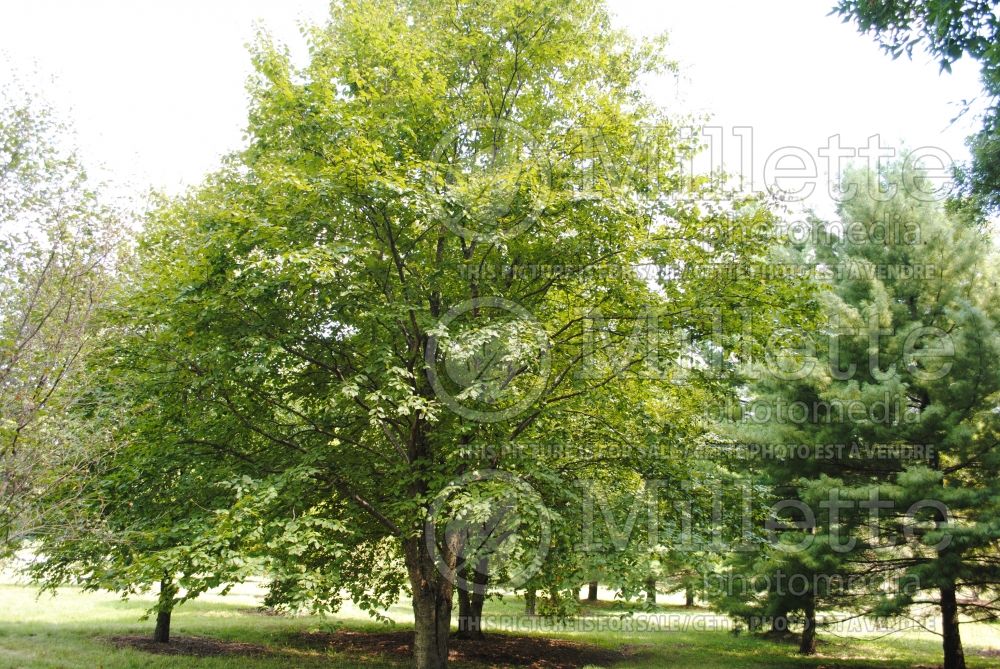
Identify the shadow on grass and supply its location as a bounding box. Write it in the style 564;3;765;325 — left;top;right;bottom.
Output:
0;618;964;669
283;628;627;669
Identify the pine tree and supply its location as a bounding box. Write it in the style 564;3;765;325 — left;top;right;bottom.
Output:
718;161;1000;667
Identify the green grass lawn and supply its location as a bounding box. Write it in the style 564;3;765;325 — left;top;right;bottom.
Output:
1;581;999;668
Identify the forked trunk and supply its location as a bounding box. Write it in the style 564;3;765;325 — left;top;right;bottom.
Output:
587;581;598;602
456;556;488;640
940;585;966;669
466;594;486;639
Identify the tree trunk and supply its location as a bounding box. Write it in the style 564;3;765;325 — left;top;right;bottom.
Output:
940;584;966;669
153;577;176;643
645;577;656;605
547;585;562;611
457;584;471;635
684;585;694;607
154;609;172;644
469;585;486;639
405;532;458;669
587;581;598;602
456;556;488;640
798;595;817;655
524;589;536;615
930;453;966;669
455;547;471;638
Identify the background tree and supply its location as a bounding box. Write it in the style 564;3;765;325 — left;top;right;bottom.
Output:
0;89;123;554
27;332;261;643
716;162;1000;668
833;0;1000;215
818;164;1000;669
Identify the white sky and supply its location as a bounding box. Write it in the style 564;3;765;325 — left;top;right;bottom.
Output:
0;0;988;214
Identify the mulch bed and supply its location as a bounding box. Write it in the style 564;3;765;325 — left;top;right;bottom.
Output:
110;630;627;668
108;634;273;658
294;630;627;668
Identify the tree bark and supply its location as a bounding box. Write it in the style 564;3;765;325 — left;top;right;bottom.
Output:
930;452;966;669
684;585;694;608
587;581;598;602
524;589;536;615
405;531;458;669
455;548;471;638
457;585;471;634
798;595;817;655
940;584;966;669
153;577;176;643
645;577;656;605
456;556;488;640
154;609;172;644
468;583;486;639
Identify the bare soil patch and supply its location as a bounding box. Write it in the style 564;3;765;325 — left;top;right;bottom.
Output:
294;629;626;668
